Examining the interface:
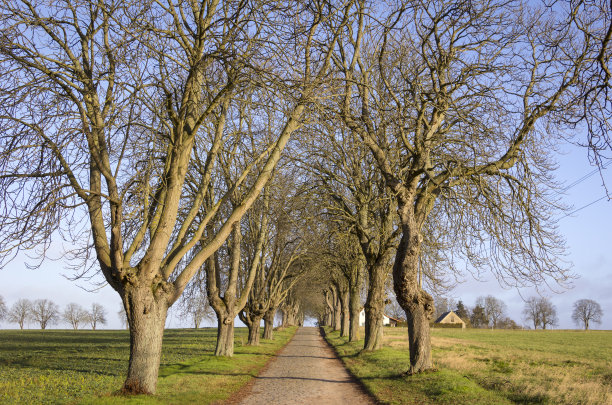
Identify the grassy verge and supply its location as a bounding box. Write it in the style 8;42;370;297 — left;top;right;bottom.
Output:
324;327;612;405
0;326;297;404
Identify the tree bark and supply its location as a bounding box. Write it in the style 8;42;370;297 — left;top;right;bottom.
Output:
247;320;262;346
263;308;275;340
393;228;435;373
339;286;350;337
122;285;169;395
281;308;288;328
215;314;235;357
332;287;342;331
363;262;387;351
348;279;361;342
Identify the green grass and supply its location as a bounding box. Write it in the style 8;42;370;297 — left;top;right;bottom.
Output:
0;327;296;404
324;327;612;405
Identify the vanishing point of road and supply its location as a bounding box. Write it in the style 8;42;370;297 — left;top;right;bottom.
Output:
236;327;375;405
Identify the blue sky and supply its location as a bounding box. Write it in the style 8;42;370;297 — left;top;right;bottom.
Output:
0;143;610;330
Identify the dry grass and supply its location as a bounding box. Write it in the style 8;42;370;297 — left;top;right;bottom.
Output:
380;328;612;405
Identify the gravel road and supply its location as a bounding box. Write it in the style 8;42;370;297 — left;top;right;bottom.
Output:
236;327;375;405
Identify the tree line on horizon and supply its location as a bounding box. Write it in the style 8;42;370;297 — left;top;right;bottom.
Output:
0;295;107;330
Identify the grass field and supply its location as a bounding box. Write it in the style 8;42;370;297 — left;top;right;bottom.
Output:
324;327;612;405
0;326;296;404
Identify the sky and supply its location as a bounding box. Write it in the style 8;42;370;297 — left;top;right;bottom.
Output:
0;143;610;330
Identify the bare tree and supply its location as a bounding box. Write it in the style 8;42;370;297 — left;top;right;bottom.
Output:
572;299;603;330
63;303;89;330
571;1;612;168
178;288;214;329
538;298;558;330
385;293;405;322
31;299;59;329
523;297;541;330
88;303;107;330
335;0;602;373
0;0;353;393
0;295;6;321
477;296;507;329
8;299;31;329
523;297;558;329
118;305;128;330
434;296;457;319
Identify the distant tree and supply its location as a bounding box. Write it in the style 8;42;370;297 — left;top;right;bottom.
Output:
523;297;540;329
477;295;507;329
434;296;457;319
178;292;213;329
63;303;89;330
64;303;86;329
538;298;558;330
470;304;488;328
31;299;59;329
0;295;6;321
118;305;128;330
497;317;520;330
88;303;107;330
455;301;470;322
386;295;406;322
523;297;558;329
572;299;603;330
8;299;31;329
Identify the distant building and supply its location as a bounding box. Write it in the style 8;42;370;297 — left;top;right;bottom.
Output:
358;309;400;327
433;310;466;329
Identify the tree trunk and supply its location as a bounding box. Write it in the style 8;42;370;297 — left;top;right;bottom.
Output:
363;262;387;351
263;308;275;339
404;293;433;373
281;309;288;328
340;287;350;337
349;282;361;342
247;315;263;346
215;315;235;356
393;228;435;373
333;291;342;331
122;285;169;395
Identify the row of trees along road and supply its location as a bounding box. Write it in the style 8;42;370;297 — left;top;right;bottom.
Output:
0;296;107;330
0;0;610;395
0;0;350;394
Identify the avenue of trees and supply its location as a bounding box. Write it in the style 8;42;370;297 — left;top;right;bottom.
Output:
1;0;610;396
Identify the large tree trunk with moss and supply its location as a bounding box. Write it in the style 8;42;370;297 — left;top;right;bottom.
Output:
263;307;276;339
363;262;388;351
121;284;169;394
394;224;435;373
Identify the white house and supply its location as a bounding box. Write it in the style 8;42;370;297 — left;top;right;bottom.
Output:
358;309;393;327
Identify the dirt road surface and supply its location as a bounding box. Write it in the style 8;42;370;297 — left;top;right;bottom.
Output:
236;327;375;405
